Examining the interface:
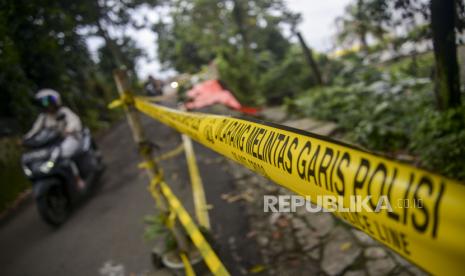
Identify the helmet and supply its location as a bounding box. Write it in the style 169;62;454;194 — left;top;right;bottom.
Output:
35;89;62;108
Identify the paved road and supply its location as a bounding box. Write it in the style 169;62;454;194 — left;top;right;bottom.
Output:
0;112;262;276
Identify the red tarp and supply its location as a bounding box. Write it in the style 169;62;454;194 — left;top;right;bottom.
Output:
184;80;259;115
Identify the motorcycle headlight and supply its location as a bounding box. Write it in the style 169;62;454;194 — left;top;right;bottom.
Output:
22;165;32;177
39;161;55;173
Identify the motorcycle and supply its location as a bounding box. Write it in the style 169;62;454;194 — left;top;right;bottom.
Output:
21;127;105;226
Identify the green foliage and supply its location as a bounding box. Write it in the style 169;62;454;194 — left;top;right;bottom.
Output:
336;0;391;49
0;138;30;211
215;46;342;106
97;36;145;81
292;72;433;151
154;0;315;105
290;53;465;180
0;0;124;134
0;0;158;208
143;214;168;241
216;49;263;105
411;107;465;180
143;213;177;251
0;0;157;134
154;0;232;73
257;47;326;104
381;52;435;79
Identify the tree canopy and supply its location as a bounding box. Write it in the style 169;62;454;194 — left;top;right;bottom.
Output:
153;0;321;104
0;0;157;132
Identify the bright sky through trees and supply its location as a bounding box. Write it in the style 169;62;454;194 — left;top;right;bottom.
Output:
85;0;351;79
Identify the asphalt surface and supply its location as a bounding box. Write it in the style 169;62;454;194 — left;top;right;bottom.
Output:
0;111;263;276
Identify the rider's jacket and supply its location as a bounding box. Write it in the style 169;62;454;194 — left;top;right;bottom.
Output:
25;107;82;139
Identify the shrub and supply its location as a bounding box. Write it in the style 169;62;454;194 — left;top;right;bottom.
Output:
290;67;465;181
411;107;465;180
291;73;433;151
0;138;30;211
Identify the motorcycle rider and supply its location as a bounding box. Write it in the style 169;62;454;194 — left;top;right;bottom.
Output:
24;89;86;189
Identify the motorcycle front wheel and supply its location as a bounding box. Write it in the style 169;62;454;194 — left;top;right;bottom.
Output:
37;184;70;226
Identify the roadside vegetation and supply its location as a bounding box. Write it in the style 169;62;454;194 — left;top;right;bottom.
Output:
289;52;465;180
0;139;29;211
285;0;465;180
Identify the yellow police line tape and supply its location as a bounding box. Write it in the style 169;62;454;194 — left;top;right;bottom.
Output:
152;137;211;230
147;150;223;275
159;180;230;276
182;134;211;230
180;252;196;276
134;97;465;276
154;143;185;162
147;169;228;275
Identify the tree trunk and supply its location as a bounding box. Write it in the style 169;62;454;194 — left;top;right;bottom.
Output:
296;32;324;86
359;30;368;51
97;20;124;67
232;0;249;54
431;0;461;109
356;0;369;52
